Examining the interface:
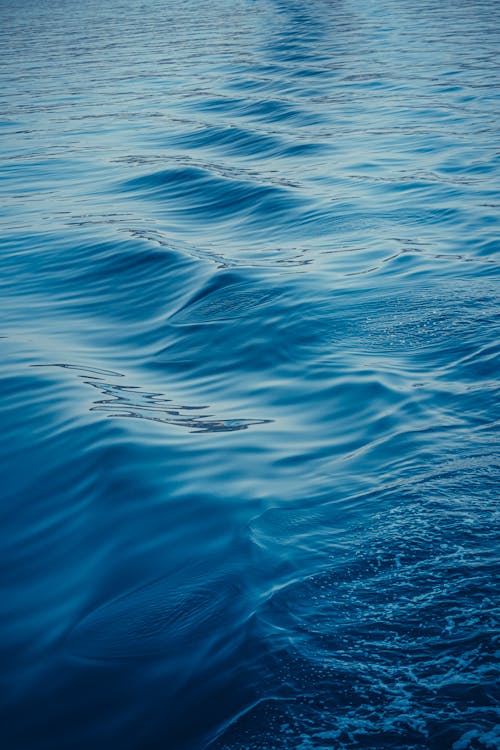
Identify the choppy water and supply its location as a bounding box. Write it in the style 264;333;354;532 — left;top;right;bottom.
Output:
1;0;499;748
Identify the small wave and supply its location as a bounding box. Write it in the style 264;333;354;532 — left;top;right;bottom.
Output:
218;459;499;749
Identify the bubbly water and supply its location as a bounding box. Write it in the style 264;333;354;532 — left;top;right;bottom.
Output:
1;0;499;748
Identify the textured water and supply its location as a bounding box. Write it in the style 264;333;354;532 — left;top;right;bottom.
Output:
1;0;499;748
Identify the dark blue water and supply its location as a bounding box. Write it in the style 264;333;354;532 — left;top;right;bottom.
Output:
1;0;499;748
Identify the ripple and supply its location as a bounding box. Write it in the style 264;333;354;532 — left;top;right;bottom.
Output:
67;563;246;661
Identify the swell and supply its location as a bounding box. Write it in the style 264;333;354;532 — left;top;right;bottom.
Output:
166;123;329;160
120;163;358;245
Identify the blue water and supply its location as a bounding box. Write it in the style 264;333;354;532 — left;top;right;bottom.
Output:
1;0;499;747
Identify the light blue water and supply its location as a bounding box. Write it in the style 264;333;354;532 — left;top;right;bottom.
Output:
0;0;499;748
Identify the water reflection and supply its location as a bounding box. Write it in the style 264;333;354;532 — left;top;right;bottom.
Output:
33;363;272;433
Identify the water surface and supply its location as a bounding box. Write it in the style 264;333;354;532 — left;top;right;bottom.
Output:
0;0;499;748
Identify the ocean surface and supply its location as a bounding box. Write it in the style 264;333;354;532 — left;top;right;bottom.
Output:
1;0;499;748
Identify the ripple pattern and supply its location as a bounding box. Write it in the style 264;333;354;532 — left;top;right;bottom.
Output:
0;0;499;749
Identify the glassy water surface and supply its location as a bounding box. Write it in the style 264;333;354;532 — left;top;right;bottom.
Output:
1;0;499;748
